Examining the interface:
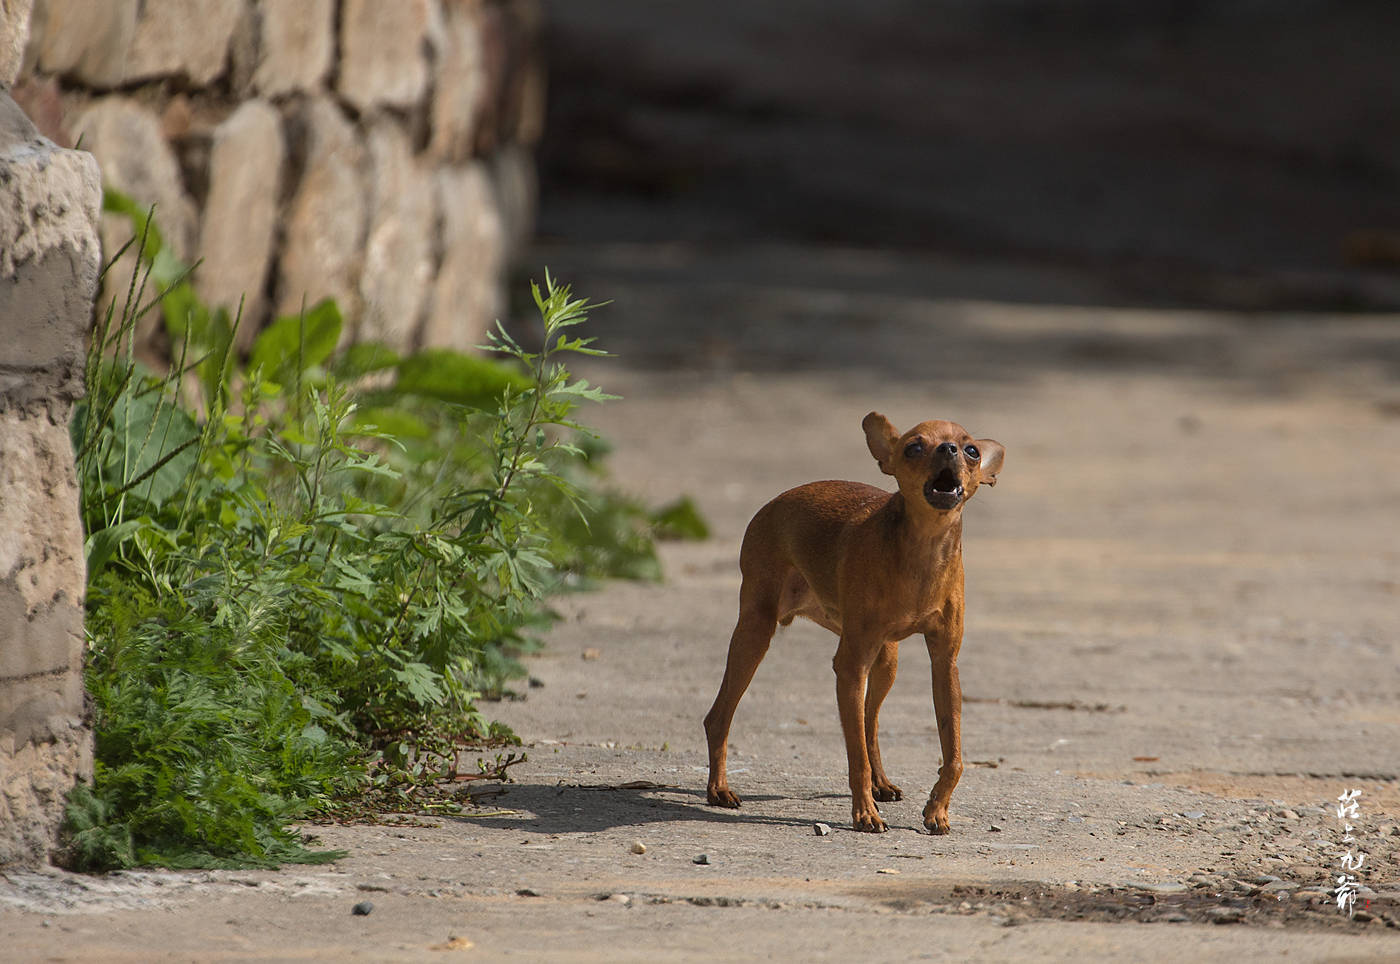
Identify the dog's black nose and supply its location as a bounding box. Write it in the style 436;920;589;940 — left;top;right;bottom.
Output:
936;442;958;458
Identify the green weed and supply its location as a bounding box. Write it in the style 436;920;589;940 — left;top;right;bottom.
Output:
65;197;698;870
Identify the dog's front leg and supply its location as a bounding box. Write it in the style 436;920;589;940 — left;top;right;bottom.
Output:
834;635;887;832
922;618;964;835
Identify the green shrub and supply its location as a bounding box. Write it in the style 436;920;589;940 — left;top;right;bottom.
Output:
65;200;695;870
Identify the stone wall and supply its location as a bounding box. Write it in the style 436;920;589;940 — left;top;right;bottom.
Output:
0;0;542;868
0;88;101;867
7;0;544;356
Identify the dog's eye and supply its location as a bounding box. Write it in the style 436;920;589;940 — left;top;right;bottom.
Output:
964;444;980;461
904;440;924;458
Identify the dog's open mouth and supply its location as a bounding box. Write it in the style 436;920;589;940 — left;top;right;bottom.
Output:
923;468;964;510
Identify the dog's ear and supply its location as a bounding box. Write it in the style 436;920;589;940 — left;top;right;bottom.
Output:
973;439;1005;487
862;412;900;475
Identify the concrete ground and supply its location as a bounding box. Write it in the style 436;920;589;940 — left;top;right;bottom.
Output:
3;241;1399;960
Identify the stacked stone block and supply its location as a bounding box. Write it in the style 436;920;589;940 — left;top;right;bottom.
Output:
9;0;544;355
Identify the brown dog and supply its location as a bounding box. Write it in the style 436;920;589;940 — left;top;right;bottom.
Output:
703;413;1004;833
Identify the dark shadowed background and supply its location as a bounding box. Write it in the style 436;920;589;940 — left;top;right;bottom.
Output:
536;0;1400;311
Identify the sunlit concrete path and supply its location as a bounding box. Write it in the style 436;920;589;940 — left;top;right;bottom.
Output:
6;242;1398;960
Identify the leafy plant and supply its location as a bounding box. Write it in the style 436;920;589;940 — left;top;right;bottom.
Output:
66;198;701;870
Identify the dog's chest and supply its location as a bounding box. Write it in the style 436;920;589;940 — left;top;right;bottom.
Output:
877;586;954;639
872;552;962;638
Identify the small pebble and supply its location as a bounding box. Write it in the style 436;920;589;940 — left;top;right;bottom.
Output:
813;822;833;836
988;823;1003;833
516;888;539;897
1183;811;1206;820
351;901;374;916
629;840;647;855
608;893;631;906
1140;882;1187;894
693;854;710;865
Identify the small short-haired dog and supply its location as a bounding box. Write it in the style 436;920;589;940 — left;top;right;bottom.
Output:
703;413;1004;833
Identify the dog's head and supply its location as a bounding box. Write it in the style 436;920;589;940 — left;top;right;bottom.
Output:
862;412;1004;514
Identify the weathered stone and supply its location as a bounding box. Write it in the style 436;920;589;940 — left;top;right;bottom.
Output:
472;1;508;153
69;96;197;259
276;97;365;326
126;0;245;87
235;0;334;98
196;99;284;344
0;427;85;626
0;90;98;869
159;94;193;142
0;94;99;407
33;0;241;90
1;0;35;88
358;119;434;351
16;0;40;77
0;702;91;865
337;0;431;112
422;163;503;352
510;0;547;147
15;0;534;366
428;0;485;163
0;93;100;277
32;0;138;89
471;0;545;152
69;96;197;349
9;75;69;145
514;48;546;148
490;142;536;262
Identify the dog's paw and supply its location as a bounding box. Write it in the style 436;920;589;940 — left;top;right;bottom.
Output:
922;806;951;835
872;781;903;803
707;786;742;808
852;805;888;833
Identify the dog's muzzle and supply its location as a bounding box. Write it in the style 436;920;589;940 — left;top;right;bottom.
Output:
923;467;963;510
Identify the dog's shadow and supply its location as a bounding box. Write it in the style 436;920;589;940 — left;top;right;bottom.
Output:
453;781;848;836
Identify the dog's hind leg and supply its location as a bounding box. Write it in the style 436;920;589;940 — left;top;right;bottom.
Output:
704;577;780;808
